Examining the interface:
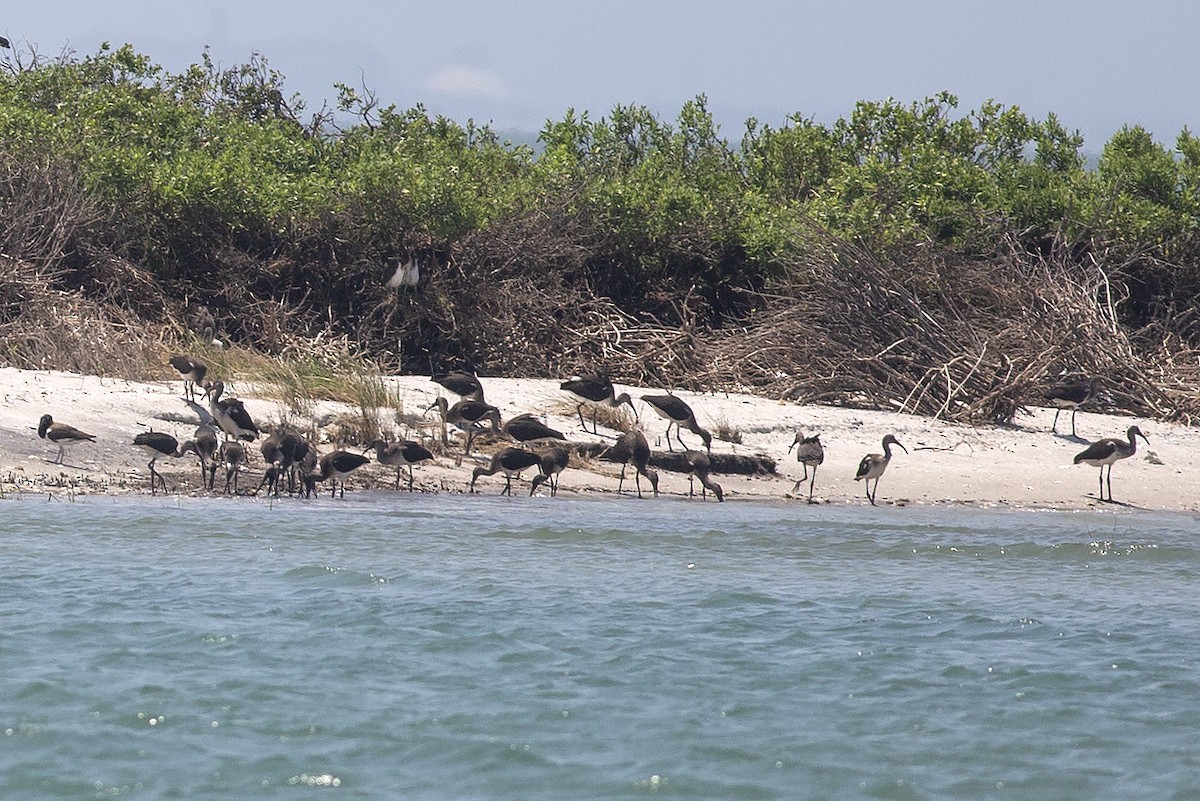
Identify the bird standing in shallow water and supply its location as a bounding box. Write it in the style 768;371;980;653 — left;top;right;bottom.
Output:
530;446;571;496
683;450;724;501
641;394;712;452
219;440;247;495
855;434;907;506
37;414;95;465
308;451;371;499
134;431;183;495
470;447;542;495
560;375;637;434
179;424;219;490
603;429;659;499
788;431;824;503
1073;425;1148;503
366;439;434;491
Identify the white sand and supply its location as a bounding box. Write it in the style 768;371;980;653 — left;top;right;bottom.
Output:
0;366;1193;511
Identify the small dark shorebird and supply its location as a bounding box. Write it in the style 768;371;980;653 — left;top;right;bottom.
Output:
470;447;542;495
560;375;637;434
683;450;724;502
366;439;435;491
788;431;825;503
1073;425;1148;503
855;434;907;506
603;429;659;499
134;431;182;495
426;396;502;453
1044;375;1099;437
37;414;96;465
431;370;485;402
641;394;712;453
530;446;571;497
168;354;208;402
308;450;371;499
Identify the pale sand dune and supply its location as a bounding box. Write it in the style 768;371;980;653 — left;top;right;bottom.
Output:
0;366;1194;511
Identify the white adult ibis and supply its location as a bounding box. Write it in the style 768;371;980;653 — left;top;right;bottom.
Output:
431;370;485;402
36;414;95;465
1073;425;1148;503
168;354;208;402
683;450;724;502
309;450;371;498
530;446;571;496
560;375;637;434
603;429;659;499
426;396;501;453
788;432;825;503
855;434;907;506
207;380;260;442
134;431;183;495
503;413;566;447
641;394;712;452
366;439;434;491
470;447;542;495
1044;375;1099;437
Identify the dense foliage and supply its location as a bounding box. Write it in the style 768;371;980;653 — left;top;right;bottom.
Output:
2;45;1200;420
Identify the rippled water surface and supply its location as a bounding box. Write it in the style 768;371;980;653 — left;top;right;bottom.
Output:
3;494;1200;799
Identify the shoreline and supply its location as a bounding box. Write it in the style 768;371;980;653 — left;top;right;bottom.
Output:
1;367;1194;513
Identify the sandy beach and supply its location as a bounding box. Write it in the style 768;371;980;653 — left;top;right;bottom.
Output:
0;365;1193;512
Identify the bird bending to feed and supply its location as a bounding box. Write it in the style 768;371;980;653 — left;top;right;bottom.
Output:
559;375;637;434
503;413;566;447
308;451;370;498
366;439;435;491
641;394;712;452
789;432;825;503
855;434;907;506
207;380;260;442
431;370;485;402
683;450;724;502
470;447;542;495
168;354;208;402
425;396;502;453
530;446;571;496
603;429;659;499
134;431;182;495
36;414;96;465
1044;375;1098;437
1073;425;1148;503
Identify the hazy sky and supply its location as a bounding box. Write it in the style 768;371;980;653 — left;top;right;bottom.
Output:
5;1;1198;148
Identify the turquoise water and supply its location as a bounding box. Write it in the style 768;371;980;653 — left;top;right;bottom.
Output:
3;495;1200;800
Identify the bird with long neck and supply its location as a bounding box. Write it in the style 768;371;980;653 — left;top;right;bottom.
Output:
470;447;542;495
179;424;219;490
641;394;712;453
1045;375;1099;437
683;450;724;502
168;354;208;402
36;414;95;466
308;451;370;499
530;446;571;496
134;431;184;495
788;431;824;503
1074;425;1148;503
425;396;501;453
855;434;907;506
366;439;434;491
603;429;659;499
207;380;260;442
560;375;637;434
219;440;247;495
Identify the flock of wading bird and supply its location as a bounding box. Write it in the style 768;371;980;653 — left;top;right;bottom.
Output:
32;359;1148;505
